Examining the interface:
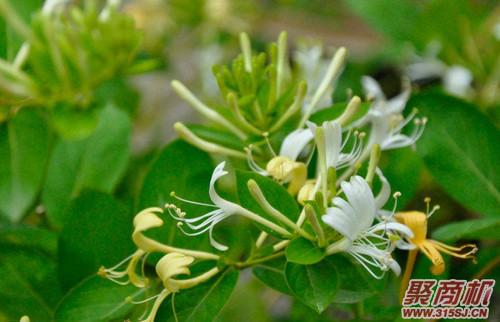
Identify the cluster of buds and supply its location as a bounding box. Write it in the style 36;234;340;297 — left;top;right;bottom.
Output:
0;0;140;116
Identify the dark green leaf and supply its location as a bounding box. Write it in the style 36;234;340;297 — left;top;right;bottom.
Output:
236;170;299;236
286;237;325;265
55;275;146;322
328;255;385;304
43;104;131;227
380;147;423;209
411;92;500;218
59;191;134;290
346;0;427;50
0;109;50;222
0;247;62;321
253;257;292;295
156;268;239;322
0;225;57;256
432;218;500;242
285;260;338;313
138;140;213;252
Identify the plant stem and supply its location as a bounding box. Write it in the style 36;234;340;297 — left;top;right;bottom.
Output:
400;249;418;303
235;251;285;269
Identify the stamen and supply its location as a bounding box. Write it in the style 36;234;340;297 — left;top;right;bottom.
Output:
427;205;440;218
424;197;432;214
245;145;268;175
391;192;402;215
262;132;277;157
169;192;217;208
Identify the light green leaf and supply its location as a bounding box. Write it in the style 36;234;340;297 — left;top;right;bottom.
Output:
138;139;213;252
43;104;131;227
0;109;50;222
286;237;325;265
285;260;338;313
54;275;145;322
411;92;500;218
156;268;239;322
432;218;500;242
253;257;292;295
236;170;300;236
58;191;134;290
0;247;62;321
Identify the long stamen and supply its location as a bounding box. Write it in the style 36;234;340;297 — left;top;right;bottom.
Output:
169;192;217;208
245;145;268;175
430;240;478;260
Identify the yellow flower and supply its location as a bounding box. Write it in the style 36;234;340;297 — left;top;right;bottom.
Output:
395;211;477;275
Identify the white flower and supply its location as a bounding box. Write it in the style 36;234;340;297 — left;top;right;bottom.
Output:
167;162;238;251
167;162;290;251
308;120;363;170
246;129;313;194
443;65;473;98
322;175;413;278
359;76;426;151
405;43;473;98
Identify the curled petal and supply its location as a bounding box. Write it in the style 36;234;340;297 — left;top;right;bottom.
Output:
156;253;195;292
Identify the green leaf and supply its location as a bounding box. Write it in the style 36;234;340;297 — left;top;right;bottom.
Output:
328;255;385;304
43;104;131;227
58;191;134;290
253;257;292;295
0;109;50;222
345;0;427;50
0;247;62;321
236;170;300;236
285;260;338;313
432;218;500;242
50;104;101;140
411;92;500;218
54;275;146;322
138;140;213;252
0;225;57;256
156;268;239;322
380;147;423;209
286;237;325;265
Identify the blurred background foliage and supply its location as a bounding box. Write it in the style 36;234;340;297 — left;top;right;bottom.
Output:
0;0;498;321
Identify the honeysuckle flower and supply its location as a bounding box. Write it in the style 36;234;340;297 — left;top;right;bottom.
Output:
167;162;291;251
356;76;426;152
140;252;218;322
99;208;219;287
405;43;473;98
308;120;364;170
442;65;473;98
98;207;165;287
395;210;478;275
247;128;313;195
322;175;413;278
